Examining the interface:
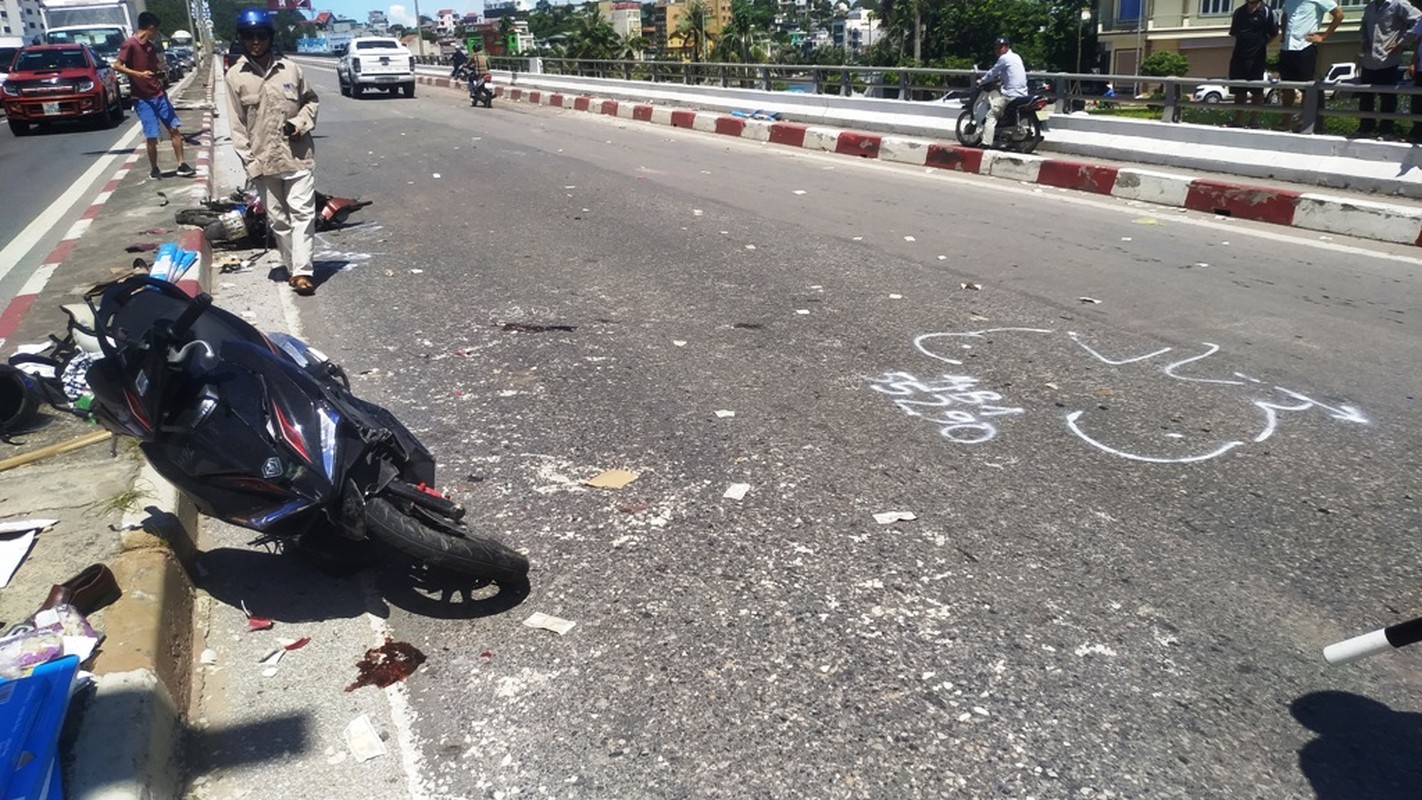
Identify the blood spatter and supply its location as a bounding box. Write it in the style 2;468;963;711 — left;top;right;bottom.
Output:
345;637;427;692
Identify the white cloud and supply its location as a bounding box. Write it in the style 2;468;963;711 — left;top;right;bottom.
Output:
387;4;415;26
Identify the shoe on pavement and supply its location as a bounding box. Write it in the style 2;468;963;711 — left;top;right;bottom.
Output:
149;166;162;179
175;162;196;177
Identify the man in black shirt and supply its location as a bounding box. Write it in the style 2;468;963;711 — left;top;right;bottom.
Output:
1228;0;1279;127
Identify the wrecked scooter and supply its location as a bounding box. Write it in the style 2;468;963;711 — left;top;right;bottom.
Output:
61;276;529;583
177;188;373;246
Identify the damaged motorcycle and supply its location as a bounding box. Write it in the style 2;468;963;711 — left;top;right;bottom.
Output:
46;276;529;583
176;188;373;246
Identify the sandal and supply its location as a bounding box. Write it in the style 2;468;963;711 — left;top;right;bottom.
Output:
289;275;316;296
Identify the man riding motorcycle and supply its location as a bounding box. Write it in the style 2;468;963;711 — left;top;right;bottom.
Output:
466;42;490;100
977;36;1028;149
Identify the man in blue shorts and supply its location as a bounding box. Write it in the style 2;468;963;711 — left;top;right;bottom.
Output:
115;12;194;180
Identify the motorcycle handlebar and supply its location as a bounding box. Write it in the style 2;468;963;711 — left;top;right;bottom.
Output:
1324;615;1422;665
172;292;212;338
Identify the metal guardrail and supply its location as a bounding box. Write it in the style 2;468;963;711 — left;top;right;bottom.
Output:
428;55;1415;137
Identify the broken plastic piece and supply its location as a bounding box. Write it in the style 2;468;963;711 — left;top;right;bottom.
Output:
584;469;638;489
1078;297;1102;304
961;282;981;291
713;410;735;418
723;483;751;501
872;511;918;525
522;612;576;636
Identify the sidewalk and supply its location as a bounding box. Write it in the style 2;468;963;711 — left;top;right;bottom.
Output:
395;65;1422;248
0;64;216;798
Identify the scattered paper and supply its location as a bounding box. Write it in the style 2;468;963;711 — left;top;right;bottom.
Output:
795;309;810;315
345;715;388;762
1078;297;1101;304
1132;218;1160;225
200;648;218;665
937;255;947;260
888;293;903;299
432;173;441;179
693;209;703;216
904;236;916;242
1120;237;1133;242
961;282;981;291
873;511;918;525
1045;382;1059;390
523;612;576;636
793;190;807;195
63;636;100;663
714;410;735;418
0;531;37;588
672;340;687;347
723;483;751;501
852;236;863;241
584;469;639;489
745;244;757;250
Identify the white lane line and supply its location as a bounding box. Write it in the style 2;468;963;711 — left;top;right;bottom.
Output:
0;121;144;282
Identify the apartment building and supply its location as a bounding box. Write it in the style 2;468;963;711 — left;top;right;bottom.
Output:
653;0;733;59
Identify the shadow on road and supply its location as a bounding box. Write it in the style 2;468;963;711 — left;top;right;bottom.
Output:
1293;690;1422;799
193;544;528;622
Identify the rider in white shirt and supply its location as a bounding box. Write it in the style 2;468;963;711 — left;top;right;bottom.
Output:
978;36;1028;148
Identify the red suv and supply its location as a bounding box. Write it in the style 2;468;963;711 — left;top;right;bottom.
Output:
1;44;122;136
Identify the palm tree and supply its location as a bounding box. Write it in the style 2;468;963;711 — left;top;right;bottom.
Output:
567;7;618;60
672;0;715;63
498;14;516;53
711;0;765;63
617;31;649;61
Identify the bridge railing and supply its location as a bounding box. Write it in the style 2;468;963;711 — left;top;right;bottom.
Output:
454;55;1413;137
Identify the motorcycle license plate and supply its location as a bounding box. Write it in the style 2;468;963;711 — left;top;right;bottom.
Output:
42;101;61;116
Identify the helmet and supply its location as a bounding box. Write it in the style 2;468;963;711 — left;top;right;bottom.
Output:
235;8;275;33
993;36;1011;48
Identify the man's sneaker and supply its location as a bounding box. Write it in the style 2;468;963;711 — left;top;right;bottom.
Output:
175;162;196;178
149;166;162;179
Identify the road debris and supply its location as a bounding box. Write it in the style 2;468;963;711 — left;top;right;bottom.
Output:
522;612;576;636
345;714;388;762
872;511;918;525
240;601;274;631
1078;297;1102;304
501;322;577;333
584;469;638;489
345;638;427;691
714;410;735;418
723;483;751;501
961;282;981;291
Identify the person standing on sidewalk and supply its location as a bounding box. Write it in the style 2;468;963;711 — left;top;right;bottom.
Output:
114;11;194;180
1227;0;1278;128
1278;0;1344;127
1353;0;1421;139
224;8;321;296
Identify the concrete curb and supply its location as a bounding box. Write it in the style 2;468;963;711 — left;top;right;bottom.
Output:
416;74;1422;247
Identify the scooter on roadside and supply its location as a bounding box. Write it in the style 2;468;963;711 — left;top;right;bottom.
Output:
954;81;1051;154
50;276;529;583
469;73;493;108
176;188;373;246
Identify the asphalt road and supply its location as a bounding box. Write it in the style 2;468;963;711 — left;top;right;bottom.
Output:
184;63;1421;800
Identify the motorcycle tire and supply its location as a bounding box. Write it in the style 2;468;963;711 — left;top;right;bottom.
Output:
363;496;529;582
1010;118;1043;155
955;110;982;147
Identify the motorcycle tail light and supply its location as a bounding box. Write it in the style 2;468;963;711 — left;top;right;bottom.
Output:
270;402;312;464
1033;99;1048;110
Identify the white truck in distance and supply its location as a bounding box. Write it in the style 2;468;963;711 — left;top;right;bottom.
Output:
337;37;415;99
40;0;141;101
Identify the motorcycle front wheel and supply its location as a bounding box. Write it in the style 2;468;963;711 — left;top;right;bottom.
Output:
363;496;529;583
955;110;982;147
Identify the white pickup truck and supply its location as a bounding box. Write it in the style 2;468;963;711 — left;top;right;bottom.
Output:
337;36;416;99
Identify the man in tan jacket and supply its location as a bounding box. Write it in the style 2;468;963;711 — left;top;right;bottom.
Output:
225;8;321;295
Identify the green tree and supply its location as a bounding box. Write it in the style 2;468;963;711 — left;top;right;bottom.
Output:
712;0;767;63
566;7;618;59
672;0;715;62
1140;50;1189;76
617;31;649;60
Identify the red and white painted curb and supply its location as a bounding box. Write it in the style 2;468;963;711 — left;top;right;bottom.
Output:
416;74;1422;247
0;82;213;350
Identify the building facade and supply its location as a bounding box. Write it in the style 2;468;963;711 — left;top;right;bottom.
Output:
1096;0;1364;78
